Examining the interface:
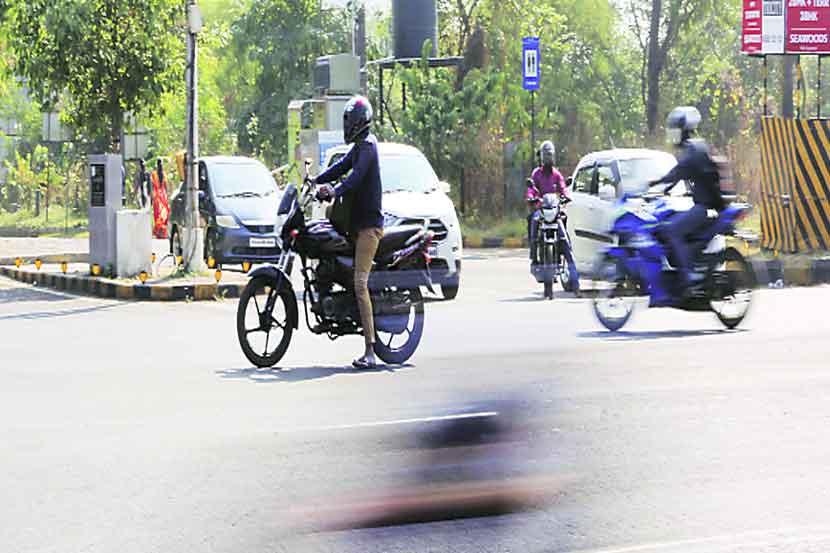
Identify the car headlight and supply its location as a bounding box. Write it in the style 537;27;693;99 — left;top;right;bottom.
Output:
216;215;240;229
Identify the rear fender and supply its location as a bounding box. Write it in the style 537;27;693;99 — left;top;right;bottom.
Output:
247;265;299;329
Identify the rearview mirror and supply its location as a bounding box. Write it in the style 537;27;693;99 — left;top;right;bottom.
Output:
599;184;616;202
439;181;451;194
303;158;312;168
566;176;573;188
526;178;535;188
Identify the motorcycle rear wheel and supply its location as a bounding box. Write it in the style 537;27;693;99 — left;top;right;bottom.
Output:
373;288;425;365
236;276;295;368
710;247;755;329
592;253;637;331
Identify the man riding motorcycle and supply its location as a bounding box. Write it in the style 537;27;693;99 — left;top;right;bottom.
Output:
313;96;384;369
649;106;725;295
527;141;579;291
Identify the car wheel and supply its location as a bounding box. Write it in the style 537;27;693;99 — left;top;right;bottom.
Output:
204;229;218;266
441;283;459;300
170;227;183;257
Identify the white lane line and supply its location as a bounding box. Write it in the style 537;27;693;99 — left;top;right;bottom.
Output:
574;525;830;553
282;411;499;433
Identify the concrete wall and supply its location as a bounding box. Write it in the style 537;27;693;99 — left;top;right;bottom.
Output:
115;210;152;277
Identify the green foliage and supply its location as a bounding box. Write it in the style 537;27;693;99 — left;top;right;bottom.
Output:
6;0;183;150
1;145;85;213
0;0;774;219
146;11;237;159
230;0;350;164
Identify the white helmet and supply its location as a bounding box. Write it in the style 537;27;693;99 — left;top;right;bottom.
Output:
665;106;701;146
539;140;556;166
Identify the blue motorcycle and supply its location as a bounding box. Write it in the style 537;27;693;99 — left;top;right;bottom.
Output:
592;191;756;331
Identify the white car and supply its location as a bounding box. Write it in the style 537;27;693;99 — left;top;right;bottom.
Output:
567;148;698;273
320;142;463;300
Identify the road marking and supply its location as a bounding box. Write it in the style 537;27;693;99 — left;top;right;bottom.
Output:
284;411;499;433
575;525;830;553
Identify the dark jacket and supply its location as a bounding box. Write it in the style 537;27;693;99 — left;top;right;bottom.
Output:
655;139;724;211
316;134;383;231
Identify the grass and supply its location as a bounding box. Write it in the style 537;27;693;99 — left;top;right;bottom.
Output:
461;217;527;243
0;206;88;233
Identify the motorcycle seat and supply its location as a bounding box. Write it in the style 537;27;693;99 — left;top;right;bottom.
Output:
375;225;424;260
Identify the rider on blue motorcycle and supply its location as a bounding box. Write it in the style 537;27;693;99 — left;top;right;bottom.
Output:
649;106;725;294
527;141;579;290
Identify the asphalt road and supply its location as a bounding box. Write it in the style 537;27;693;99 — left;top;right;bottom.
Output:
2;249;830;553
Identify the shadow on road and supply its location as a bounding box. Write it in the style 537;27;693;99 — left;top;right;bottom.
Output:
0;303;121;322
0;286;72;305
217;363;415;383
500;292;582;303
578;328;748;341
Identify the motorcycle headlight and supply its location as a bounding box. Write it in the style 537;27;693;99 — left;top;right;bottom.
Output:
216;215;240;229
542;208;558;221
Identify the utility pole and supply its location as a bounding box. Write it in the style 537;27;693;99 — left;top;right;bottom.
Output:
783;55;795;118
354;3;367;95
184;0;206;272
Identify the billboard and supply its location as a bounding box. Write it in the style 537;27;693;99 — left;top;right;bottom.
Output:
786;0;830;53
743;0;785;54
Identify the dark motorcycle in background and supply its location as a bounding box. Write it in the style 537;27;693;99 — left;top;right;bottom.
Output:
236;162;436;368
528;181;576;300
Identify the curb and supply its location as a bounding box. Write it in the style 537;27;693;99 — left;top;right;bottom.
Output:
0;225;88;238
0;265;244;302
751;257;830;287
463;237;528;249
0;253;89;266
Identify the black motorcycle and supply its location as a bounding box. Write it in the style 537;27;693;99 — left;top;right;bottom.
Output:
236;166;435;368
529;187;575;300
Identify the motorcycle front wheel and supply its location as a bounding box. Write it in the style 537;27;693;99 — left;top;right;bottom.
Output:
373;288;425;365
710;247;755;329
592;253;637;331
236;276;296;367
543;244;555;300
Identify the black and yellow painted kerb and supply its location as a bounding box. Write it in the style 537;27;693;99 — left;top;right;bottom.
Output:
0;265;245;301
760;117;830;253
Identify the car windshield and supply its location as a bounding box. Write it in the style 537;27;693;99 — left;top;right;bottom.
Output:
380;153;439;193
211;162;277;198
618;156;677;193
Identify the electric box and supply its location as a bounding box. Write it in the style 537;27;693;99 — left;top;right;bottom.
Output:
313;54;360;95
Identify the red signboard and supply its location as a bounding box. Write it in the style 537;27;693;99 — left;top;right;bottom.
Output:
743;0;764;54
787;0;830;53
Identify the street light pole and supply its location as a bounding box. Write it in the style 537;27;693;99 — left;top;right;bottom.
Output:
184;0;205;272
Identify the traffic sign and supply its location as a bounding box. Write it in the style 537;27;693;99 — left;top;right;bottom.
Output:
786;0;830;53
522;37;540;91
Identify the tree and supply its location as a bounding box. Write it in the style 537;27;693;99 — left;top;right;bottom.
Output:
626;0;714;135
5;0;184;151
230;0;350;164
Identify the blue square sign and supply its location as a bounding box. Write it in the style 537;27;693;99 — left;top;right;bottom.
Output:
522;37;540;91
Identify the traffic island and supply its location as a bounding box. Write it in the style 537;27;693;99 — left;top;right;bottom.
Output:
0;262;247;302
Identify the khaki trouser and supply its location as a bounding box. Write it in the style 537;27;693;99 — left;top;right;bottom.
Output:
354;227;384;347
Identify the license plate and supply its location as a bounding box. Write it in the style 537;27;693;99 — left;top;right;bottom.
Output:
249;237;276;248
428;245;439;257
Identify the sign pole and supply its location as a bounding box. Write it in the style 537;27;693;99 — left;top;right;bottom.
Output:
819;55;823;118
531;90;536;158
522;36;540;174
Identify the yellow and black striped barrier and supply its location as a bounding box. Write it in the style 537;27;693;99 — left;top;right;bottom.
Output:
761;117;830;253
